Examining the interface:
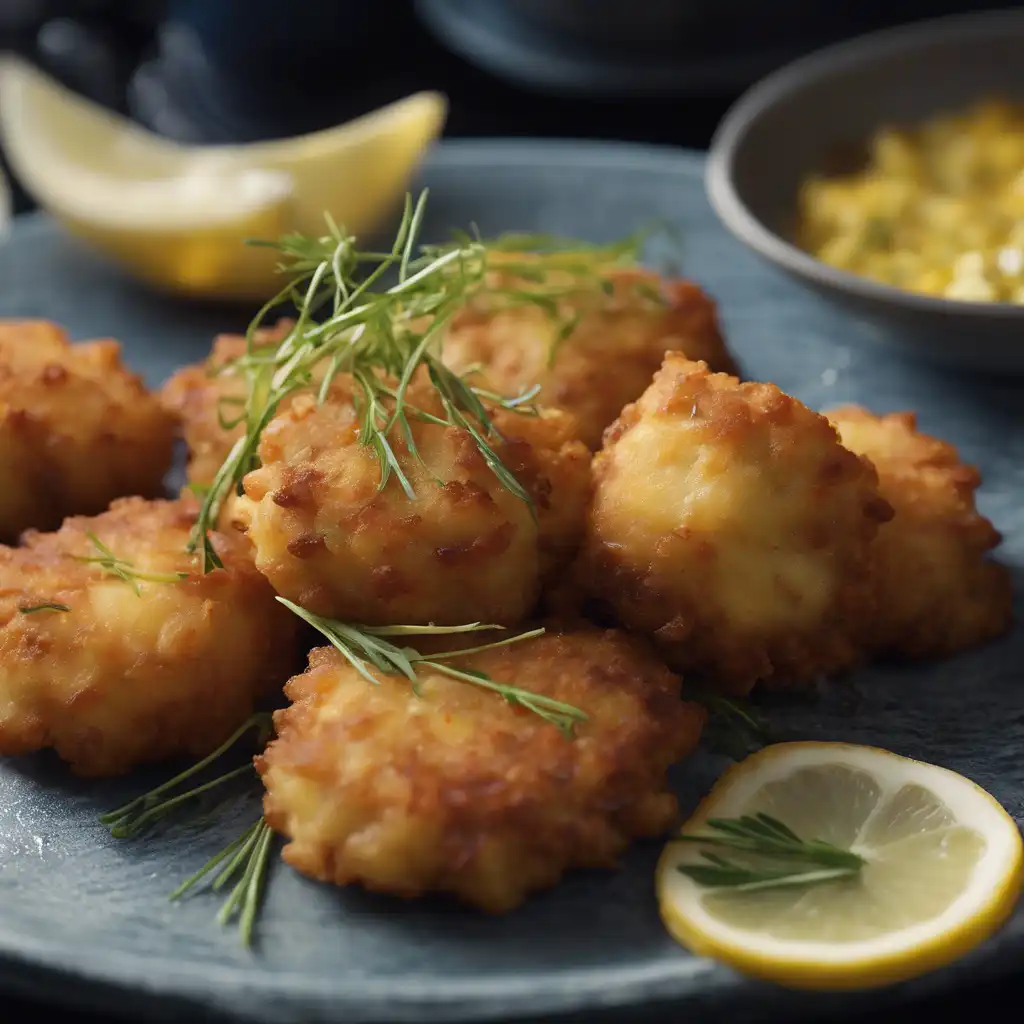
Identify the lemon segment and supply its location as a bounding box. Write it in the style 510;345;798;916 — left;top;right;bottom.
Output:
658;742;1023;990
0;165;9;237
0;57;447;299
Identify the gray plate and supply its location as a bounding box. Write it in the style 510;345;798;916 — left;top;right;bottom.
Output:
0;141;1020;1024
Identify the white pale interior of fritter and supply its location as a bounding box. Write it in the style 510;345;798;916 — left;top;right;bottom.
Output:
602;417;833;630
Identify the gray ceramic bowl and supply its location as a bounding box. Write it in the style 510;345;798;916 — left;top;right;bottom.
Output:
706;9;1024;375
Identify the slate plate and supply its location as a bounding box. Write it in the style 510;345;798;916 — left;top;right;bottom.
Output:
0;141;1020;1024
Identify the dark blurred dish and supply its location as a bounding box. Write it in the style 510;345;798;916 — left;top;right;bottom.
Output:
416;0;993;98
707;9;1024;374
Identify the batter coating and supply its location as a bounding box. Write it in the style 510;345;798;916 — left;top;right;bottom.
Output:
258;625;704;911
0;496;297;776
827;405;1012;658
0;320;174;540
578;356;893;693
231;373;592;627
160;320;294;488
441;265;737;450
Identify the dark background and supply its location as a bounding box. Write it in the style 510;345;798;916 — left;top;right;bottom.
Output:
0;0;1009;212
0;1;1019;1021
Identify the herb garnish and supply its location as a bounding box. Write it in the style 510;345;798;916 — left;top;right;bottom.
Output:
279;599;587;737
100;714;272;838
693;690;776;761
171;817;275;947
77;532;189;595
18;602;71;614
100;607;588;946
673;813;866;892
187;191;647;572
101;714;274;946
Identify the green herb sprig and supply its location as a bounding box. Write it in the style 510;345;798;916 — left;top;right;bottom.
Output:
171;817;275;947
693;690;776;761
187;191;648;572
101;714;274;946
100;714;272;838
18;602;71;614
279;598;587;737
77;532;189;595
673;813;866;892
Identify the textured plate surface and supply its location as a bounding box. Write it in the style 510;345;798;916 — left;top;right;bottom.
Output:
0;140;1020;1024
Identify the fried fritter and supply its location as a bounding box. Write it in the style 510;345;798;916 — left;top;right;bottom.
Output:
440;265;736;450
231;374;592;627
0;496;297;777
160;320;294;487
258;625;704;912
577;356;893;694
0;320;175;541
826;405;1012;658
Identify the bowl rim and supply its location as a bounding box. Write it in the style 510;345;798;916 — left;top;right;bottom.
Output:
705;7;1024;321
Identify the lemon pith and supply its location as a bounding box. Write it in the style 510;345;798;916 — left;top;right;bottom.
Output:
658;742;1023;990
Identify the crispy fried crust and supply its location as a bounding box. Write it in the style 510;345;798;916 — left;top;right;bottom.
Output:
441;266;737;450
826;405;1012;658
0;496;298;776
160;320;294;488
258;625;704;912
577;356;893;694
0;320;175;541
231;373;592;627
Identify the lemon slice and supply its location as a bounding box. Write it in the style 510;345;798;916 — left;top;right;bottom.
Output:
0;57;446;299
658;742;1023;989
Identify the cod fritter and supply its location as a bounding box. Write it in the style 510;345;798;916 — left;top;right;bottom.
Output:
0;496;297;777
0;320;174;541
440;265;736;450
578;356;893;694
230;374;592;627
160;320;294;487
827;405;1012;658
258;626;704;912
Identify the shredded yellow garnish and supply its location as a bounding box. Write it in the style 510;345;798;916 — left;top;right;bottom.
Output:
798;98;1024;303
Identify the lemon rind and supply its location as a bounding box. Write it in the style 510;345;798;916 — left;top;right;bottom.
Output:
657;741;1024;990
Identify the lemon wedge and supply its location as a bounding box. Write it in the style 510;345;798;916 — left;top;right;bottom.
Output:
0;57;446;299
0;164;9;237
658;742;1023;990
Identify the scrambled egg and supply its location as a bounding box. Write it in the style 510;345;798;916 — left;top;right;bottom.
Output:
799;99;1024;302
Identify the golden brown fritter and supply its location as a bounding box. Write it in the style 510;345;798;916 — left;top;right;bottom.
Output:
0;496;298;777
0;320;175;541
826;405;1012;658
258;625;704;912
230;373;592;627
440;265;737;450
577;356;893;694
160;320;294;487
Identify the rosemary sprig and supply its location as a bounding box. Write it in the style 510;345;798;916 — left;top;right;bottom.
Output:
18;602;71;614
100;714;274;946
673;813;866;892
278;598;587;737
187;190;648;571
77;532;189;596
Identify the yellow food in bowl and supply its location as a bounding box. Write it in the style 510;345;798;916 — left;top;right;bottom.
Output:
798;99;1024;302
